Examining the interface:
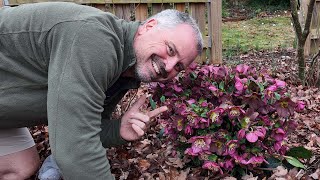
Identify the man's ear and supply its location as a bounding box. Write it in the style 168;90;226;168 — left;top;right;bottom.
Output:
138;19;158;35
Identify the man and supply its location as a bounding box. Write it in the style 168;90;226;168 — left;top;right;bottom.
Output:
0;2;203;179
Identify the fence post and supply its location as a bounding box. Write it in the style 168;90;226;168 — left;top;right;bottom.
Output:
210;0;222;64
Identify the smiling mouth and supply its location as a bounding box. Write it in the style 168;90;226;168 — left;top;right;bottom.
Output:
152;61;160;75
151;54;168;78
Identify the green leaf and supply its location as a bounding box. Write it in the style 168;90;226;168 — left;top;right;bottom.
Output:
219;81;225;91
208;154;218;161
160;96;166;103
286;146;312;159
258;83;265;92
240;117;250;128
149;97;157;110
190;72;197;80
284;156;305;169
200;112;207;118
274;92;281;100
266;157;282;168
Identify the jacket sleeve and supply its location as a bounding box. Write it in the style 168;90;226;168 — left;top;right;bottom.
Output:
47;21;123;180
100;90;129;148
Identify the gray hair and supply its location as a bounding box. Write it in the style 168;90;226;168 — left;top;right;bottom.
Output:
141;9;203;55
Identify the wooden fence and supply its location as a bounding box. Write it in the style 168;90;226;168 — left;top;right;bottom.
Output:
300;0;320;57
1;0;222;64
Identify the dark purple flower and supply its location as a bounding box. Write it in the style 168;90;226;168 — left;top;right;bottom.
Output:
272;128;286;141
243;93;264;110
172;116;184;131
274;98;296;118
210;139;226;156
219;159;234;170
260;115;272;126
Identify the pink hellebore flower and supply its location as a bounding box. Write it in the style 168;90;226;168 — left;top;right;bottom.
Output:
274;141;282;152
235;77;244;91
174;117;184;131
243;156;266;166
209;85;218;92
186;99;196;105
225;140;239;155
202;161;223;174
295;100;305;112
188;136;211;155
184;125;193;135
246;132;258;143
228;106;245;119
267;85;277;91
185;148;198;156
275;79;286;88
201;101;208;107
237;129;246;139
207;108;224;125
255;127;267;139
236;64;250;75
246;127;267;143
173;84;183;92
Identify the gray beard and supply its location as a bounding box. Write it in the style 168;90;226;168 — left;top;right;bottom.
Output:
134;64;154;82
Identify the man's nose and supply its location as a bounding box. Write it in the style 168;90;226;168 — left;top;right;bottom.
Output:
164;58;179;73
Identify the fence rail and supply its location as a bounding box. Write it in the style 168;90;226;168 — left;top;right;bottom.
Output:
300;0;320;57
1;0;222;64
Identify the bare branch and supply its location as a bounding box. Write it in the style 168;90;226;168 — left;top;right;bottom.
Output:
290;0;303;42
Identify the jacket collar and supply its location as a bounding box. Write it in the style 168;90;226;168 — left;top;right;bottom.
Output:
122;21;140;73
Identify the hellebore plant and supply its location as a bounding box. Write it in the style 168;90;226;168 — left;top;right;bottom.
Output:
150;63;305;175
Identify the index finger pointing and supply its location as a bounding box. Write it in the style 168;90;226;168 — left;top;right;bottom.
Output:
147;106;168;118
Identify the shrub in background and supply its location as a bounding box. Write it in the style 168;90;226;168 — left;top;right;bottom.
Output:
150;63;305;175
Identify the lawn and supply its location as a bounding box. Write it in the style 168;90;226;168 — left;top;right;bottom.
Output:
222;15;295;57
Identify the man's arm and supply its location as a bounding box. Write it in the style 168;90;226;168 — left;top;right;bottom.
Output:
47;21;122;179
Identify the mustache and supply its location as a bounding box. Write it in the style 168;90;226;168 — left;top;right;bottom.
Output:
151;54;168;78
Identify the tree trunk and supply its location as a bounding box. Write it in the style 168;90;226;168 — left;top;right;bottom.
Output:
297;42;305;83
290;0;316;84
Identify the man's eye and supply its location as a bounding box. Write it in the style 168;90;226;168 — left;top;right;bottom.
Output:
168;46;175;56
175;63;184;72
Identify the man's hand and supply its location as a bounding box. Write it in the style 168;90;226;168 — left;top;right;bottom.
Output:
120;95;168;141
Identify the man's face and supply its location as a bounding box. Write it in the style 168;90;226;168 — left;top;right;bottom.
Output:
133;19;198;82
